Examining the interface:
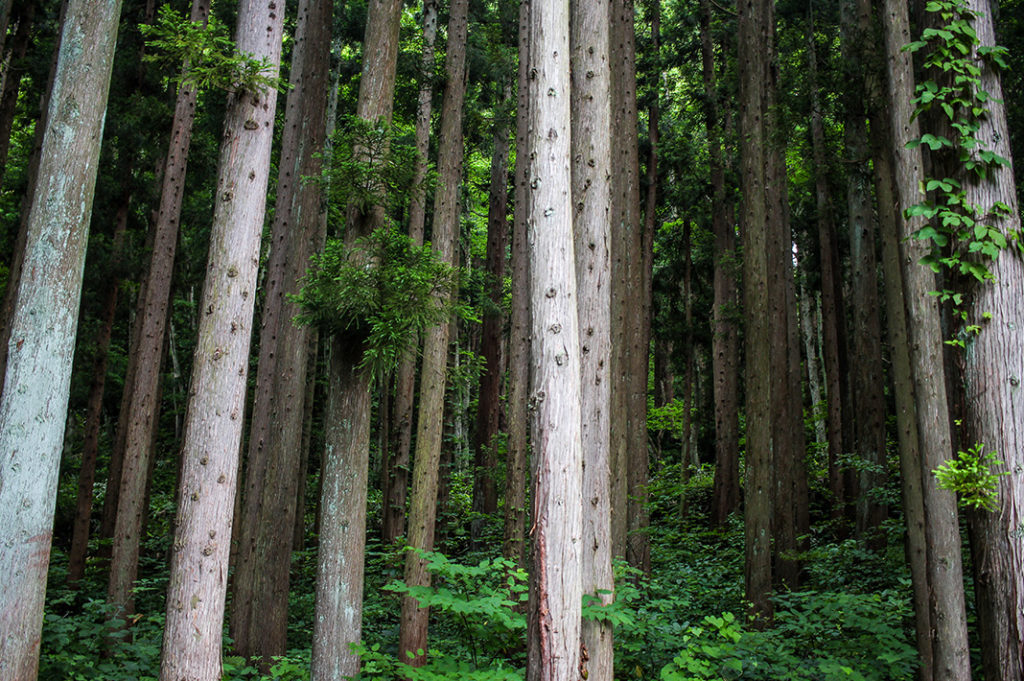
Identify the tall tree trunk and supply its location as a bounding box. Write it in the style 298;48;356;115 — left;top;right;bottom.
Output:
158;1;284;677
471;85;510;539
107;0;209;619
310;0;403;677
525;0;583;677
880;0;972;675
571;0;613;675
231;0;331;663
702;0;740;526
842;0;887;537
957;1;1024;677
0;1;122;677
0;0;34;188
503;0;530;567
68;176;131;585
398;0;468;663
738;0;773;620
384;0;438;545
610;0;649;571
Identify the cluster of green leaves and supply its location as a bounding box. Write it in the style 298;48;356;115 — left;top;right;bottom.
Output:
661;591;918;681
293;227;460;377
140;5;288;94
934;442;1008;511
904;0;1016;300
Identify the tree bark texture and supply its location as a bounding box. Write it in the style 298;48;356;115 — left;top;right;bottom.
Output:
738;0;773;620
158;1;284;678
958;1;1024;677
880;0;972;675
571;0;614;676
0;1;122;678
525;1;584;678
398;0;467;665
107;0;209;618
231;0;331;662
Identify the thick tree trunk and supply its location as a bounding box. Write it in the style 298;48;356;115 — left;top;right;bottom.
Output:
958;1;1024;677
880;0;972;676
398;0;468;663
158;2;284;678
503;0;530;567
571;0;614;675
610;0;649;571
738;0;773;620
310;0;403;677
525;1;583;677
0;1;122;678
384;0;438;544
231;0;331;663
107;0;209;619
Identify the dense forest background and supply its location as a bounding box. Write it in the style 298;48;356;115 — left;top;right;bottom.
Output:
0;0;1022;679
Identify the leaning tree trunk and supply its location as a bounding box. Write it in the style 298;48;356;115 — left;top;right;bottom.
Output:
310;0;403;678
958;1;1024;677
880;0;972;675
398;0;468;664
158;2;284;679
571;0;614;675
230;0;331;664
525;0;584;678
0;1;122;678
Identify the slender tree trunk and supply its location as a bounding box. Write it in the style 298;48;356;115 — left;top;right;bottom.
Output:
842;0;888;537
384;0;438;544
398;0;468;663
572;0;613;675
525;0;583;677
957;1;1024;677
471;86;510;538
68;177;130;585
880;0;972;675
738;0;773;620
702;0;740;526
158;1;284;677
311;0;403;677
503;0;530;567
0;1;122;677
610;0;649;571
107;0;209;619
0;0;34;188
231;0;331;663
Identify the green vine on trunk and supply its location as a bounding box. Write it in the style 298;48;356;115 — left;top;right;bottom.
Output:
904;0;1016;345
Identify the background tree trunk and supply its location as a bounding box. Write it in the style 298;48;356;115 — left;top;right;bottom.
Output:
0;2;122;676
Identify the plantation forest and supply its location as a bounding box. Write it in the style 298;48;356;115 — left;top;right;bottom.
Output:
1;0;1023;679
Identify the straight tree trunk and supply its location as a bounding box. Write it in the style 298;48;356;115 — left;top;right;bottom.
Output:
880;0;972;675
841;0;887;536
471;86;510;537
310;0;404;677
958;1;1024;677
158;1;284;678
610;0;649;571
571;0;614;675
701;0;740;526
0;1;122;677
503;0;531;567
0;0;34;188
384;0;438;544
525;0;583;677
398;0;468;663
738;0;773;620
230;0;331;663
107;0;209;619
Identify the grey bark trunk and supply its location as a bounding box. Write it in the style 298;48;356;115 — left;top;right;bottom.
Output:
158;2;284;678
0;1;122;678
